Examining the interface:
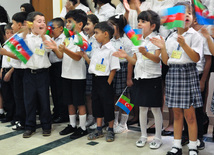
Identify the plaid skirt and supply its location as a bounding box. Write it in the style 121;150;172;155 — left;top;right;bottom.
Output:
211;92;214;114
113;62;128;96
85;63;92;95
165;63;203;109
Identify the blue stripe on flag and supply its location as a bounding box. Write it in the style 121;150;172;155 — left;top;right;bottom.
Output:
13;34;33;56
116;102;130;114
196;13;214;25
163;5;186;16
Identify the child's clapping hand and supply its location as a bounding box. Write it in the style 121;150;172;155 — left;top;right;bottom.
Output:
113;49;128;58
59;42;66;53
150;36;165;49
201;27;211;39
44;39;58;51
138;46;147;55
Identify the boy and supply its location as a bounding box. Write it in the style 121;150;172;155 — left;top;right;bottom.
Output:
48;18;68;123
22;11;52;138
45;9;88;138
81;21;120;142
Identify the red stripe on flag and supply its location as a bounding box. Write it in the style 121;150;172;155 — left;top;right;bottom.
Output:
118;98;132;111
195;6;203;15
9;38;30;60
164;13;185;23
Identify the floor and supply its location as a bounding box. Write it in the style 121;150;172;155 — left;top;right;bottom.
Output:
0;118;214;155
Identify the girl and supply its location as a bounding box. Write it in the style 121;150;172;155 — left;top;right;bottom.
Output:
108;14;133;134
150;2;203;155
83;14;99;127
113;10;163;149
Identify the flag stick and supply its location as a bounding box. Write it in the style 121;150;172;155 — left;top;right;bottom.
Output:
115;86;128;105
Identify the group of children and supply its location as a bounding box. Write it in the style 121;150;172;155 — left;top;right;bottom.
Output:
0;1;214;155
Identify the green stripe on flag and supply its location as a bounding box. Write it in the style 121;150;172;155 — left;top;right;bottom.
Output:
121;95;134;107
164;20;184;29
194;0;206;10
6;41;28;64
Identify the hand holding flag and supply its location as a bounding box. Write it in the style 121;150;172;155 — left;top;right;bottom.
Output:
75;32;92;52
124;24;141;46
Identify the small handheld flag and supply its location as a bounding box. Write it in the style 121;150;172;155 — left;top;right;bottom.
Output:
63;28;74;38
5;34;33;64
46;22;53;35
75;32;92;52
162;5;186;29
124;25;141;46
193;0;214;25
115;87;134;114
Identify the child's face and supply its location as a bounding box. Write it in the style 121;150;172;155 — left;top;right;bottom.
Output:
83;19;95;36
138;19;153;38
94;28;105;43
32;15;46;35
5;29;13;39
184;7;193;29
11;20;22;33
52;22;63;38
66;17;81;33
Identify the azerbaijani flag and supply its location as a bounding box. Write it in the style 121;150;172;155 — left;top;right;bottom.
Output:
5;34;33;64
193;0;214;25
63;28;74;38
75;32;92;52
162;5;186;29
116;95;134;114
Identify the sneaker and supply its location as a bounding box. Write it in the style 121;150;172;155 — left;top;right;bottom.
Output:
166;147;182;155
88;129;104;140
136;136;147;147
113;122;118;128
12;121;24;130
197;139;205;150
149;138;162;149
189;149;198;155
59;125;77;135
89;123;97;130
70;127;88;139
114;124;128;134
86;118;95;127
106;130;115;142
23;130;35;138
181;136;189;146
43;130;51;136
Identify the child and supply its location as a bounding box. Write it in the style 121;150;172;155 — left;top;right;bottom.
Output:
81;21;120;142
113;10;163;149
181;15;212;150
108;14;133;134
45;9;88;138
22;11;52;138
48;17;69;123
150;2;203;155
0;23;15;124
83;14;99;127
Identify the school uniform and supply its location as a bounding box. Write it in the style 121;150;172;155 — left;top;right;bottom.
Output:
61;31;86;107
23;33;52;131
132;32;162;107
1;47;15;121
94;3;115;22
165;28;203;109
111;35;133;96
49;33;68;120
89;41;120;123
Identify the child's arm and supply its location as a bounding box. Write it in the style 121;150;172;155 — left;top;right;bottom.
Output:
177;35;200;62
113;49;137;65
3;67;14;82
0;48;18;59
150;36;169;65
44;39;63;59
134;0;142;15
201;28;214;56
200;55;211;91
59;43;82;61
123;0;130;21
138;47;161;63
127;62;134;87
77;51;91;64
0;68;3;80
108;69;117;85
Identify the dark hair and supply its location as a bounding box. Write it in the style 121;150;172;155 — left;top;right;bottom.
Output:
12;12;28;24
51;17;64;28
87;14;99;25
69;0;89;7
65;9;87;29
108;14;127;37
26;11;44;22
20;3;35;15
94;0;115;9
138;10;160;33
119;0;145;3
4;23;12;31
0;5;9;38
94;21;114;39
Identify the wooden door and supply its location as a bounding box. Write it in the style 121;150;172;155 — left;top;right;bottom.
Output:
31;0;53;23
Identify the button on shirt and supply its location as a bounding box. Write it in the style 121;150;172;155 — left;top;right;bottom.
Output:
89;41;120;76
134;32;161;79
166;28;203;65
94;3;115;22
49;33;66;63
24;33;51;69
